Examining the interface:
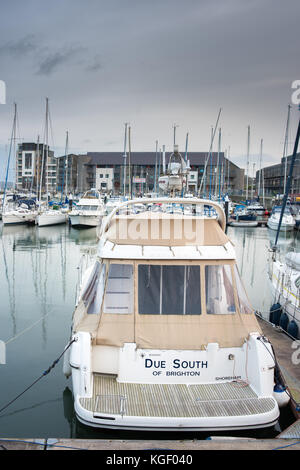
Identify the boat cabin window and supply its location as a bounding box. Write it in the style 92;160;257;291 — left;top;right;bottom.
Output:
87;264;106;314
81;261;102;309
77;205;97;211
295;276;300;289
234;266;252;314
205;265;236;314
103;264;134;314
138;265;201;315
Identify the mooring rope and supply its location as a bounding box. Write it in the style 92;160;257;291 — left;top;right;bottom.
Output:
0;338;75;415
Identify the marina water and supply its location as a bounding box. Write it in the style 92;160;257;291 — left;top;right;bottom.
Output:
0;222;298;438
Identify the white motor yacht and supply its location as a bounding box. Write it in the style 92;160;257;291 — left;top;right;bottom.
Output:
69;190;105;228
267;206;295;232
64;198;283;431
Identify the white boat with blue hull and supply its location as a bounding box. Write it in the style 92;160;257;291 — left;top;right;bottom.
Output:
65;198;283;431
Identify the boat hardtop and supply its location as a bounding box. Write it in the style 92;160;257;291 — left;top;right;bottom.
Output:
75;189;104;210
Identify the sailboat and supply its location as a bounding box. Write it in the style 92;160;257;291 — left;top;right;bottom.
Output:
64;196;284;431
268;117;300;339
36;100;68;227
2;104;37;225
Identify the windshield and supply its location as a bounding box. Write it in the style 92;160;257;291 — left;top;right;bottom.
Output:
205;265;236;314
101;262;253;316
138;265;201;315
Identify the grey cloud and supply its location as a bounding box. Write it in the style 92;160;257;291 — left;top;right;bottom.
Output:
36;46;82;75
86;55;103;73
0;34;37;57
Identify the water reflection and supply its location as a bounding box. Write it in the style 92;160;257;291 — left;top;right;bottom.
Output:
224;227;300;319
68;227;98;245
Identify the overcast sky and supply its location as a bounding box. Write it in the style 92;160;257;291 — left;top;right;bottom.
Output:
0;0;299;180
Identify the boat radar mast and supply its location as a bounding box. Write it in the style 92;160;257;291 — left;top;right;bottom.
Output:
158;145;190;194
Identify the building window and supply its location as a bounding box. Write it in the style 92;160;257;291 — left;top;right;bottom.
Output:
24;153;32;169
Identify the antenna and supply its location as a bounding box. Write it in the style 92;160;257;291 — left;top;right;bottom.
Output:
173;124;179;148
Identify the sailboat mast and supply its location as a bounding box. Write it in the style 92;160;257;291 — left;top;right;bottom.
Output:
61;130;69;203
128;125;132;198
215;127;221;198
209;126;213;199
162;145;166;174
251;163;255;199
2;103;17;207
246;125;250;201
283;104;291;195
123;122;128;197
199;107;222;195
65;130;69;196
258;138;263;198
154;140;158;194
35;135;40;197
45;97;49;205
274;117;300;247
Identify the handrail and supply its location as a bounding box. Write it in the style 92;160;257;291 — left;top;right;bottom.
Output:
100;197;226;237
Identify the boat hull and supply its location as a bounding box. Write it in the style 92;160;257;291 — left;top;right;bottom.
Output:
229;221;258;227
269;263;300;338
267;219;295;231
37;211;68;227
69;214;102;228
2;211;36;225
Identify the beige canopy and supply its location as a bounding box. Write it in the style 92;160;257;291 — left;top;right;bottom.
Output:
74;259;262;349
95;310;261;349
105;215;230;247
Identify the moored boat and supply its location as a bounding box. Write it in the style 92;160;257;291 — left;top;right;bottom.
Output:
69;189;105;228
64;198;283;431
36;209;68;227
267;206;295;232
